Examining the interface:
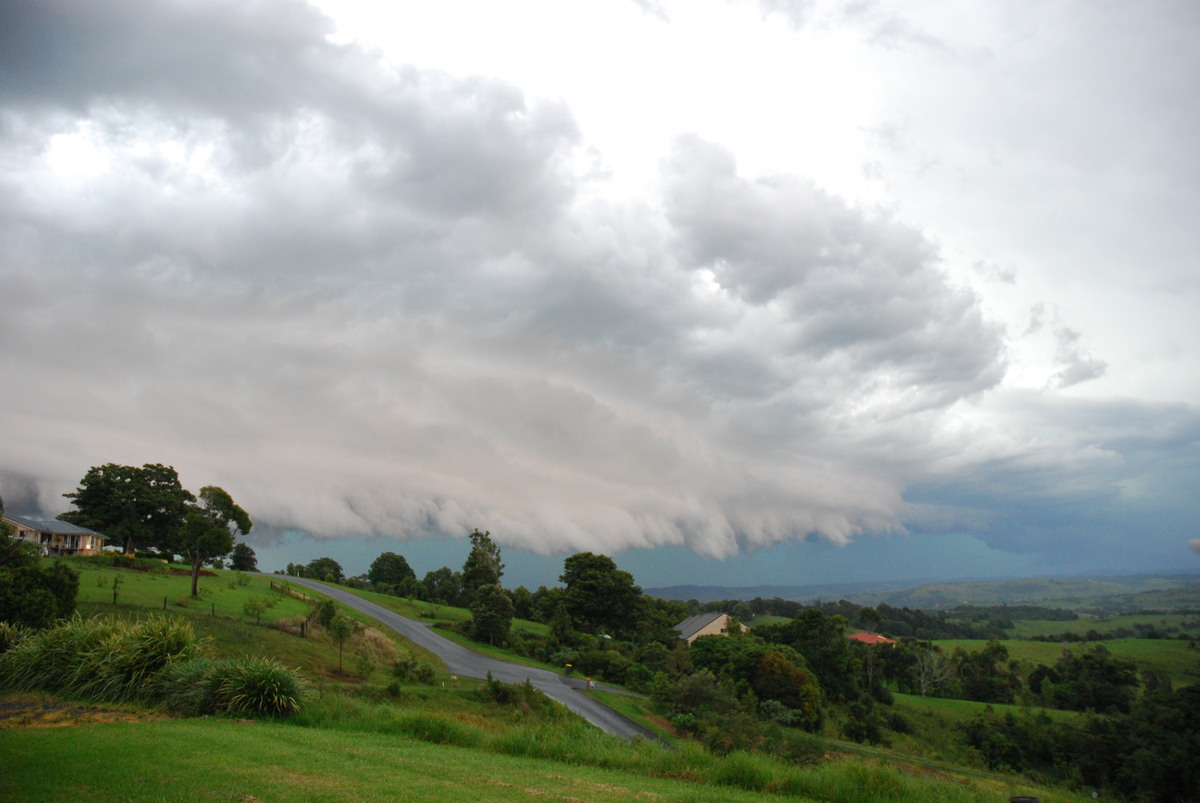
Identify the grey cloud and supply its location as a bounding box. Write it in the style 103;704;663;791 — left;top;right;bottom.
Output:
1049;326;1107;389
662;135;1006;411
2;0;1191;572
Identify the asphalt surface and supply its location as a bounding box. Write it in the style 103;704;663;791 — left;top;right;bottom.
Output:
273;575;660;741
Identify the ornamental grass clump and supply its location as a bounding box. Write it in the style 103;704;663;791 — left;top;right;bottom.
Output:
155;656;310;717
0;615;115;695
74;617;203;702
213;655;310;716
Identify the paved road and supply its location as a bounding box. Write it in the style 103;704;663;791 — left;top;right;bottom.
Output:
273;575;659;741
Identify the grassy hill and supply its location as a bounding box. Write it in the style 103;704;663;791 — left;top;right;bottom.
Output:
1;557;1089;802
650;572;1200;612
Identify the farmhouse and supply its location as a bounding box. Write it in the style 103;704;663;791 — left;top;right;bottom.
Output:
848;632;896;646
3;514;108;557
675;611;735;645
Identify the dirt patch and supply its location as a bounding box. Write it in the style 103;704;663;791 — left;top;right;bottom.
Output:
168;567;217;577
0;695;166;728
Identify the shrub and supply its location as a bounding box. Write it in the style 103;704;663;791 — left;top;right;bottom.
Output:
73;617;202;701
0;616;203;702
391;653;436;684
213;656;310;716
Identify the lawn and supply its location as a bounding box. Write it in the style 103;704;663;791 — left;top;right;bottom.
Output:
0;715;1083;803
68;556;315;623
934;638;1200;686
0;718;793;803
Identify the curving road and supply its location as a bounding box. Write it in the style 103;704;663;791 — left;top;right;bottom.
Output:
273;575;660;741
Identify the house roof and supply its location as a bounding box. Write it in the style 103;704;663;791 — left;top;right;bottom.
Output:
3;514;108;539
675;611;728;641
849;632;896;645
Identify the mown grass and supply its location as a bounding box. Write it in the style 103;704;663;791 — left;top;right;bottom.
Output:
892;692;1088;726
67;557;315;623
934;637;1200;686
0;715;1083;802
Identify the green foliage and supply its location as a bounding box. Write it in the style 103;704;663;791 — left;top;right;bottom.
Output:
953;640;1020;704
1041;644;1139;714
368;551;416;588
60;463;194;554
560;552;641;638
228;543;257;572
328;613;356;673
461;529;503;596
313;599;337;628
0;615;198;700
0;559;80;628
177;486;252;598
156;655;310;716
0;614;309;717
756;608;861;703
391;652;436;684
288;556;345;584
421;566;466;606
470;582;513;645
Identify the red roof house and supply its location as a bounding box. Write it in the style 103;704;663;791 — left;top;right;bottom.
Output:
849;632;896;646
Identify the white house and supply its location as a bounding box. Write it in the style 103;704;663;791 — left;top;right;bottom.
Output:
3;514;108;557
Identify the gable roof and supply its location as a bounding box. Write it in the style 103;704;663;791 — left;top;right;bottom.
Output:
3;514;108;539
849;632;896;645
675;611;728;641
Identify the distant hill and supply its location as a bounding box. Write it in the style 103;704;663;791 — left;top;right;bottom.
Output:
646;579;929;605
647;572;1200;611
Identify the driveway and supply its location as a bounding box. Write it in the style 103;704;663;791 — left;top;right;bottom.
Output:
274;576;660;741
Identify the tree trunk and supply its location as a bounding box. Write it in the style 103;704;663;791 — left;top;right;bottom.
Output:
191;558;201;597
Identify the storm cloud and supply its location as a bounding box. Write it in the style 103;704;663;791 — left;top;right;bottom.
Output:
1;0;1196;579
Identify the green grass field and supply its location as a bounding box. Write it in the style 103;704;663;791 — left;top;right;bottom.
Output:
0;713;1084;802
934;637;1200;686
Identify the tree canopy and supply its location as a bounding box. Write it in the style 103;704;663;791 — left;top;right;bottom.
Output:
177;486;252;597
461;528;503;597
60;463;194;553
560;552;641;638
228;542;257;572
470;583;513;645
368;551;416;588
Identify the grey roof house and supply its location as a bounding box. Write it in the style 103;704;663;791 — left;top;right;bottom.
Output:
675;611;734;645
3;514;108;557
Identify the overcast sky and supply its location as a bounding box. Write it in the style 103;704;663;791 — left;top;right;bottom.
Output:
2;0;1197;589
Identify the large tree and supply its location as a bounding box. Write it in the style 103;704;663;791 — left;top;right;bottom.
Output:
560;552;641;637
228;542;258;572
60;463;194;553
305;556;345;584
368;551;416;589
177;486;252;597
461;528;503;597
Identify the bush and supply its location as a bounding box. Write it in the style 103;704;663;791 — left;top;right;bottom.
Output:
0;616;202;701
214;656;310;716
391;653;436;684
73;616;202;701
158;656;309;717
